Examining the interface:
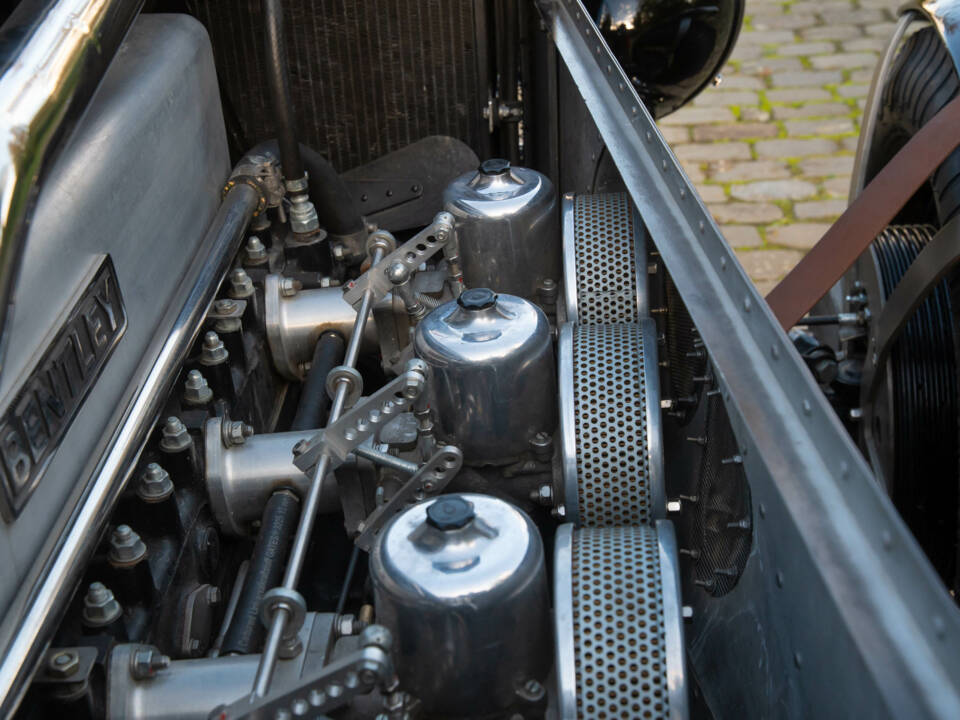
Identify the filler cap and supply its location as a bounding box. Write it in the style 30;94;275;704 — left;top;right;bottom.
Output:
479;158;511;176
426;496;476;530
457;288;497;311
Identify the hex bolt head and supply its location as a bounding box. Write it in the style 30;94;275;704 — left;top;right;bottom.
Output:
279;277;302;297
138;463;173;502
200;331;229;366
244;236;268;265
360;624;393;652
130;646;170;680
183;369;213;406
109;524;147;567
160;416;192;453
82;582;122;627
47;651;79;678
228;268;255;299
401;373;425;399
213;298;237;315
224;420;254;447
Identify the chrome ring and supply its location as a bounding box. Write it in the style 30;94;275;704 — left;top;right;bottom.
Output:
260;587;307;638
326;365;363;408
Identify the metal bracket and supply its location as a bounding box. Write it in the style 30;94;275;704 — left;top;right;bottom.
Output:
211;626;395;720
293;362;428;475
342;212;455;309
354;445;463;552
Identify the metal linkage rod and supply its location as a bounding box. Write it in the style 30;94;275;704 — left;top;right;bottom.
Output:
250;246;386;698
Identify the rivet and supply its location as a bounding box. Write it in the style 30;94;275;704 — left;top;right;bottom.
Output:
775;571;784;588
771;345;780;360
759;503;766;518
699;220;705;233
933;615;947;639
881;530;893;549
720;257;727;270
794;652;803;669
802;399;812;415
743;297;751;312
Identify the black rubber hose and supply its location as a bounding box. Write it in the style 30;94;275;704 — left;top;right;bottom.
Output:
263;0;305;183
290;331;346;431
220;490;301;654
249;140;365;238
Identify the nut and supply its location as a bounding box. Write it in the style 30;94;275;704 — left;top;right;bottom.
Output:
244;236;268;265
360;624;393;652
160;417;191;453
401;372;425;399
47;651;79;678
279;277;302;297
288;193;320;235
228;268;255;299
82;582;122;627
138;463;173;502
109;524;147;567
130;646;170;680
183;370;213;406
213;298;237;314
336;614;357;637
199;331;229;366
223;420;254;447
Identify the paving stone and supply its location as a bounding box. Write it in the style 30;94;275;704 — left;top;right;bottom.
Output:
755;14;818;31
730;44;764;62
865;22;897;37
767;223;831;249
794;199;848;219
772;102;851;119
754;138;839;157
729;179;818;201
741;57;805;74
699;184;728;203
771;70;844;87
810;52;878;70
675;142;752;162
735;249;805;280
754;278;779;295
802;25;863;42
716;75;766;90
766;88;834;103
798;156;855;176
709;160;792;182
693;122;779;141
721;225;764;248
659;107;735;125
823;176;852;196
848;68;875;83
779;42;836;57
843;37;888;53
842;136;860;151
791;1;858;12
740;107;773;122
709;203;784;224
820;9;887;25
680;161;706;183
785;117;856;136
660;126;689;144
837;84;870;98
694;90;761;107
737;30;797;45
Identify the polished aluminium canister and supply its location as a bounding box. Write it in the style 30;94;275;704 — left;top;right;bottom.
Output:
370;493;550;717
443;158;558;300
413;288;557;465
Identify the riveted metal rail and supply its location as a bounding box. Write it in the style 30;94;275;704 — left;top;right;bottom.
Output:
540;0;960;716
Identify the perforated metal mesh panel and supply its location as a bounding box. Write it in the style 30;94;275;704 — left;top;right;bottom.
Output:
571;526;670;719
572;323;651;525
571;193;641;323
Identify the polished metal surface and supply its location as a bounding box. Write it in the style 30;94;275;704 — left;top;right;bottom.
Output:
264;277;380;380
567;524;680;719
0;0;145;375
414;291;557;464
443;161;559;300
107;615;326;720
849;11;918;199
0;15;237;715
656;520;688;720
560;320;663;526
544;0;960;715
553;523;577;719
203;419;338;536
562;192;647;323
370;493;550;717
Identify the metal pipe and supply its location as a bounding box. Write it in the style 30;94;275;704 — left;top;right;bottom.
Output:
0;181;259;716
352;445;418;475
0;0;146;376
251;246;385;697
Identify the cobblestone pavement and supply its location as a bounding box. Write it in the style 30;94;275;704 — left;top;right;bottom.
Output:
659;0;899;294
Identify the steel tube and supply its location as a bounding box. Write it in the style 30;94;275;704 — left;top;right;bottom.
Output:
251;247;385;697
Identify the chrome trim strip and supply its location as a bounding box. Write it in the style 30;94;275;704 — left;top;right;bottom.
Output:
544;0;960;713
641;318;665;518
632;203;648;318
553;523;577;719
656;519;689;720
0;184;258;716
557;322;579;525
561;193;579;324
0;0;145;375
850;11;918;199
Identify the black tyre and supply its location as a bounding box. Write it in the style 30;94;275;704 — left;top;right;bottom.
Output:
863;26;960;592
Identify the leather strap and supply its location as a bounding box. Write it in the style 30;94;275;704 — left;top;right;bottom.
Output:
765;94;960;329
